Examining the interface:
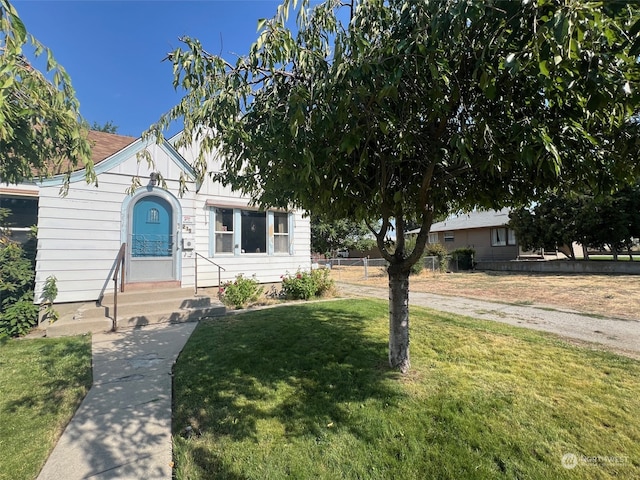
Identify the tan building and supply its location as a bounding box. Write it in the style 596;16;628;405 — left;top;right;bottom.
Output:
418;209;521;261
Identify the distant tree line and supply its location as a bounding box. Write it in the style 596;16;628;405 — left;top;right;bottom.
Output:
509;185;640;260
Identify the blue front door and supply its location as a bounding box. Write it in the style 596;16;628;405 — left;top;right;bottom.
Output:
129;195;176;282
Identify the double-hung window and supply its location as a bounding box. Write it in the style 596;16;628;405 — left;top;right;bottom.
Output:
214;208;234;253
273;212;289;253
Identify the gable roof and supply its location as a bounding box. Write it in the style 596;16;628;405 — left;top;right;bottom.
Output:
430;208;511;232
88;130;137;165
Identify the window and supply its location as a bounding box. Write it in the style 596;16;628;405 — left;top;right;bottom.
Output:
241;210;266;253
428;233;439;244
210;207;293;256
147;208;159;223
491;228;506;246
492;227;517;247
444;231;454;242
274;212;289;253
214;208;234;253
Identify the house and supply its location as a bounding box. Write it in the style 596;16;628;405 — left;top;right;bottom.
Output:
1;130;311;305
416;209;522;261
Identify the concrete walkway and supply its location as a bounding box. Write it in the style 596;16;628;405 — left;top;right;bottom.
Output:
337;282;640;360
37;322;197;480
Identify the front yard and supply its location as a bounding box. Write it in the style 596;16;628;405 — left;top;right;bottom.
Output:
172;299;640;479
0;336;92;480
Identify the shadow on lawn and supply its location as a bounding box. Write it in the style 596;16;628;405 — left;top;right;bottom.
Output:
3;338;92;416
174;301;400;462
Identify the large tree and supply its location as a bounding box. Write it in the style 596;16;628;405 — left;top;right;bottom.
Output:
311;215;376;257
0;0;93;187
150;0;640;372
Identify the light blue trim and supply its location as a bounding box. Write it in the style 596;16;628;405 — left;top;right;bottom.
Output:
40;136;195;186
233;209;241;256
267;211;274;255
288;212;295;255
208;207;215;257
121;187;183;282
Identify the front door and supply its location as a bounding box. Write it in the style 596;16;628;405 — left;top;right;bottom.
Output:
128;195;176;282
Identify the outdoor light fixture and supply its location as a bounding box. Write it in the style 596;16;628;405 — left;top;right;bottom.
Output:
149;172;159;186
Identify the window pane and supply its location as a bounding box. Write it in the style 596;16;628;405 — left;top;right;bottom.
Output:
274;235;289;253
215;233;233;253
274;212;288;234
241;210;266;253
508;229;517;245
215;208;233;232
492;228;506;246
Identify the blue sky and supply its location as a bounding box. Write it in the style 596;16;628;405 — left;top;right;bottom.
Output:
15;1;288;138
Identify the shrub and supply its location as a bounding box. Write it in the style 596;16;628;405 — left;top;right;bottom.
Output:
282;271;317;300
219;274;264;309
451;247;475;270
0;240;38;337
424;243;450;272
310;267;334;297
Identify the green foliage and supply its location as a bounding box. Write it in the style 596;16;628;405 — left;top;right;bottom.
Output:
90;120;118;134
150;0;640;370
219;274;264;309
510;185;640;260
0;0;94;188
281;268;335;300
424;243;450;273
451;248;475;271
0;239;37;337
40;275;59;324
311;215;376;256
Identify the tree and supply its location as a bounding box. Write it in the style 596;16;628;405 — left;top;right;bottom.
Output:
0;0;94;187
90;120;118;134
311;215;375;257
150;0;640;372
509;195;582;259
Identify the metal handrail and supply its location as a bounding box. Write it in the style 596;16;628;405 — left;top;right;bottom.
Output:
194;251;226;295
111;243;126;331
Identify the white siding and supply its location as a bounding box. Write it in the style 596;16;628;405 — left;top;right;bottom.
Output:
33;136;311;304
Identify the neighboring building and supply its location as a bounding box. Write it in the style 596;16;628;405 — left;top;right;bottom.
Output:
1;130;311;304
412;209;522;261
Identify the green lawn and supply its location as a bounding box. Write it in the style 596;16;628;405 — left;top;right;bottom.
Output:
0;336;92;480
173;299;640;480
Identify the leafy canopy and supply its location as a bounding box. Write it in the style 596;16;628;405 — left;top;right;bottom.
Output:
0;0;94;187
149;0;639;270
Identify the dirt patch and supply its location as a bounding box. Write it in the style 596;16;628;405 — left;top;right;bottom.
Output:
330;266;640;321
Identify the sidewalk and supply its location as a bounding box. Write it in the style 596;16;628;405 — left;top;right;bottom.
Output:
337;282;640;360
37;322;197;480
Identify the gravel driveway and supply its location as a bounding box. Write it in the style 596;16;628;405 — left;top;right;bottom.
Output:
337;282;640;360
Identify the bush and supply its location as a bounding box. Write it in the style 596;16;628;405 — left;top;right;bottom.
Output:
451;248;475;270
0;240;38;337
310;267;334;296
281;268;335;300
219;274;264;309
424;243;450;272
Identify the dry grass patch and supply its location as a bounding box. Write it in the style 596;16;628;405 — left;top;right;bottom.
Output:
330;267;640;320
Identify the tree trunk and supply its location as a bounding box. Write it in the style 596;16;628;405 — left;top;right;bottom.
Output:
388;264;411;373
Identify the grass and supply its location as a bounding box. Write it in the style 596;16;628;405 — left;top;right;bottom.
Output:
172;300;640;479
0;336;92;480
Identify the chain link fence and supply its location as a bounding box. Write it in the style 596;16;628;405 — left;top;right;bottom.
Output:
314;255;465;280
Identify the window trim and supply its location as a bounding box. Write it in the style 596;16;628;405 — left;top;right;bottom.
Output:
209;207;293;257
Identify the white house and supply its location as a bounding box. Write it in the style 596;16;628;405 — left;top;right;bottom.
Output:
1;130;311;304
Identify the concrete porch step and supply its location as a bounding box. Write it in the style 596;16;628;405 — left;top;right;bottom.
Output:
46;287;226;338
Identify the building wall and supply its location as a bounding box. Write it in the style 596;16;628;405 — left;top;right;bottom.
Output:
34;139;311;304
433;227;519;261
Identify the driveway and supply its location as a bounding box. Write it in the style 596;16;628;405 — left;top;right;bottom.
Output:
337;282;640;360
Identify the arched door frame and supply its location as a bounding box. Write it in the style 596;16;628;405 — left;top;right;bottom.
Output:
121;187;183;283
